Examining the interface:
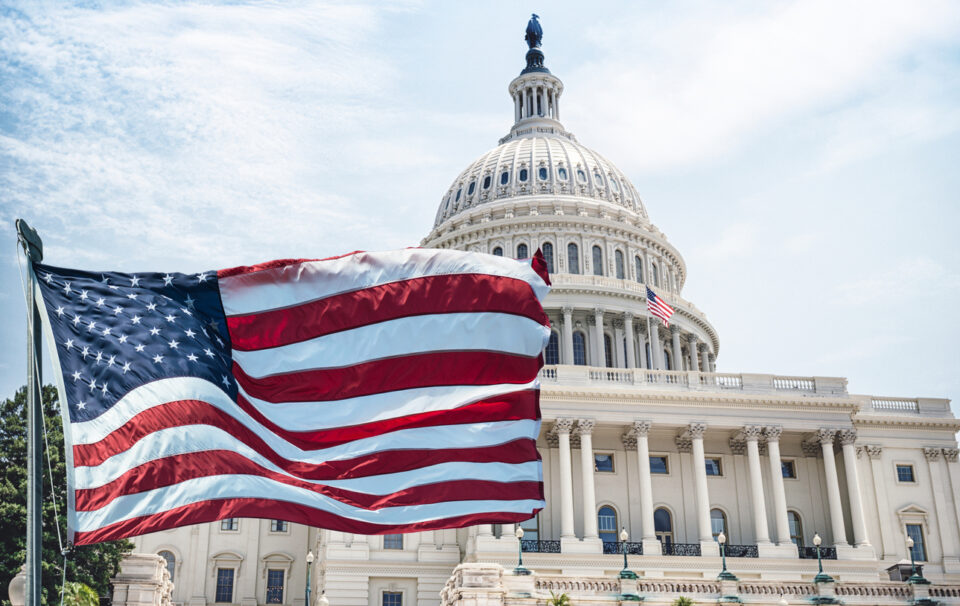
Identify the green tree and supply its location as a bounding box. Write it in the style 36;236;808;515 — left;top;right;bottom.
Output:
61;582;98;606
0;385;132;605
547;591;571;606
671;597;695;606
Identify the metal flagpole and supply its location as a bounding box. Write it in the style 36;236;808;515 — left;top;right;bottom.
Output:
17;219;44;606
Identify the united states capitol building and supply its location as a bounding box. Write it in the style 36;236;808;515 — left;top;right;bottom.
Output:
119;18;960;606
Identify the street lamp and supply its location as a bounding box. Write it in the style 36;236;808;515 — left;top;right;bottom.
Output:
619;528;637;580
716;532;737;582
812;534;833;584
513;526;531;575
905;536;930;585
305;551;315;606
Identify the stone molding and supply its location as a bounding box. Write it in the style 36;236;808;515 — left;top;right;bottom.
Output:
944;448;959;462
576;419;596;435
924;447;942;461
839;428;858;446
764;425;783;441
816;428;837;444
553;418;574;434
742;425;764;441
631;420;652;436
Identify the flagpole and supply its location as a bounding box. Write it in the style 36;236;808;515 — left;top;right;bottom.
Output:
17;219;44;606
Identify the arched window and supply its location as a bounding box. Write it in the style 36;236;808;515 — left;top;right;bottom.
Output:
610;178;620;193
593;172;604;186
158;550;175;583
538;167;548;180
598;506;618;544
492;246;503;257
592;245;603;276
483;175;492;189
568;243;580;274
542;242;555;274
654;508;673;547
467;181;476;196
455;187;462;202
577;169;587;183
572;331;587;365
500;170;510;185
603;334;614;368
711;509;727;541
788;511;803;548
519;168;528;182
516;243;528;259
545;331;559;365
651;262;659;287
663;349;672;370
615;250;625;279
635;256;644;283
557;167;568;181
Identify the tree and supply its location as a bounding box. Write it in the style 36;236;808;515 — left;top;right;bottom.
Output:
547;591;571;606
672;597;695;606
0;385;132;605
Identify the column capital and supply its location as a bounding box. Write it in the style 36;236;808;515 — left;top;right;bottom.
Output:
675;434;693;453
866;444;883;459
669;324;681;335
631;420;652;436
708;353;716;362
686;333;698;344
593;306;604;317
687;422;707;440
801;440;822;457
561;305;574;315
621;433;637;449
838;428;858;446
764;425;783;441
576;419;596;435
554;418;575;435
816;428;836;445
697;342;708;353
728;438;747;455
624;311;634;322
613;319;624;330
545;431;559;448
742;425;764;442
924;447;942;461
943;448;959;463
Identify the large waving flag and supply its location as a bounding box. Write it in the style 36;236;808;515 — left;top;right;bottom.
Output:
33;249;551;545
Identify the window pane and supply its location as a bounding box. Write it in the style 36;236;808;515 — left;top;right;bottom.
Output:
516;243;528;259
158;551;175;584
538;167;548;180
221;518;238;531
615;250;625;279
603;334;613;368
650;456;668;474
592;246;603;276
270;519;288;532
907;524;926;561
492;246;503;257
384;534;403;550
558;167;568;181
635;256;644;283
568;243;580;274
573;332;587;366
788;511;803;547
266;570;284;604
215;569;234;603
483;175;491;189
545;332;559;365
383;592;403;606
705;458;722;476
594;454;614;472
577;169;586;183
519;168;528;182
654;508;672;532
542;242;554;274
781;460;796;478
520;515;539;541
710;509;726;538
500;171;509;185
598;506;617;543
897;464;915;482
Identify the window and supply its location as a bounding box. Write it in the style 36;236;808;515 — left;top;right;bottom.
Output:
220;518;238;531
705;458;723;476
603;333;613;368
383;592;403;606
518;168;528;182
516;243;528;259
710;509;727;540
906;524;926;561
598;506;618;544
545;331;559;365
567;243;580;274
215;568;234;603
483;175;491;189
593;172;604;186
610;178;620;192
538;167;548;180
383;534;403;550
592;245;603;276
520;514;539;541
158;551;175;584
615;250;625;279
635;256;644;283
270;519;288;533
455;187;462;202
492;246;503;257
663;349;672;370
577;169;587;183
572;331;587;365
788;511;804;548
651;262;659;287
650;455;669;474
467;180;476;196
654;508;673;547
595;453;614;472
557;167;568;181
896;464;915;483
500;170;510;185
266;570;284;604
781;460;797;479
542;242;554;274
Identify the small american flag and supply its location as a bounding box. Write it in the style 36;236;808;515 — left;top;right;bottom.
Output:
646;286;674;326
34;249;550;545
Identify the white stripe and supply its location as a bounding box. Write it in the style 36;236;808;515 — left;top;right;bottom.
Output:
76;473;545;531
238;380;538;432
233;312;550;378
218;249;550;316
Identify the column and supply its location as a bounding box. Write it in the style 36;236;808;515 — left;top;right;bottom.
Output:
708;353;716;372
578;419;599;539
593;307;604;367
818;429;849;546
838;429;870;547
649;320;662;370
514;93;522;122
555;419;576;539
561;306;574;364
743;426;772;545
478;525;493;537
624;313;637;369
688;423;713;544
866;445;896;557
632;421;657;549
686;334;699;372
765;426;791;546
923;448;959;566
699;344;710;374
670;325;683;371
613;320;625;368
945;449;960;540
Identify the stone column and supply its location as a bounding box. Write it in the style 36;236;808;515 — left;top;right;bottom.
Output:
818;429;849;546
687;334;699;372
687;423;714;546
624;313;637;369
765;426;791;546
649;319;662;370
477;524;493;537
578;419;599;539
555;419;576;539
924;447;959;570
670;325;683;371
628;421;659;554
613;320;625;368
699;344;710;373
839;429;870;547
865;445;896;557
945;449;960;543
743;426;772;545
514;93;522;122
708;353;716;372
593;308;605;367
561;306;574;365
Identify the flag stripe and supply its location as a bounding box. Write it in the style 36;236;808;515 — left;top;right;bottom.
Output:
227;273;549;351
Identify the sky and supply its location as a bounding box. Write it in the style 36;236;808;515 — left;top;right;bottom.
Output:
1;0;959;417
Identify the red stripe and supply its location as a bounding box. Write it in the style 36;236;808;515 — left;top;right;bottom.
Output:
531;249;551;286
234;350;543;403
227;273;549;351
74;499;543;545
217;252;363;279
75;448;542;512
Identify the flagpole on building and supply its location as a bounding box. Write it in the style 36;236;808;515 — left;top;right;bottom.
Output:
16;219;44;606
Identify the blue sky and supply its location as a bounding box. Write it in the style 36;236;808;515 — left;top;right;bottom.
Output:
1;1;959;415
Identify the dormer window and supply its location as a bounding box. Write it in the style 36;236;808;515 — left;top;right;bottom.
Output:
467;181;476;196
519;168;528;182
557;167;568;181
483;175;492;189
500;171;510;185
538;167;548;180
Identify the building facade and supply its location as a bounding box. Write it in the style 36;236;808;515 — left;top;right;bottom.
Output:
127;21;960;606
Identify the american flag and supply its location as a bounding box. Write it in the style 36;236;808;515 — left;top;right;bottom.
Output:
646;286;674;327
34;249;550;545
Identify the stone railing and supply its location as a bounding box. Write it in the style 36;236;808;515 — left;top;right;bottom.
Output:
540;365;849;397
520;539;560;553
112;554;174;606
870;398;920;413
549;274;710;322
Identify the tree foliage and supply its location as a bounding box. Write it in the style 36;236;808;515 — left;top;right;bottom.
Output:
548;591;571;606
672;597;696;606
0;385;132;605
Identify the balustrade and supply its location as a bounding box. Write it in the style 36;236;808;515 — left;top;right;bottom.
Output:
723;544;759;558
871;398;920;413
798;546;837;560
601;542;643;555
520;539;561;553
661;543;701;557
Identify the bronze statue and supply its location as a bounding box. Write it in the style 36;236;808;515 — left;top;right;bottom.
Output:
525;13;542;49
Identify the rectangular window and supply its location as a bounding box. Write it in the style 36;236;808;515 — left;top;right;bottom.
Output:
220;518;238;531
594;453;615;472
520;515;539;541
896;464;915;483
383;534;403;550
906;524;926;561
383;592;403;606
781;460;797;479
705;457;723;476
266;570;284;604
270;519;288;533
215;568;234;603
650;456;669;474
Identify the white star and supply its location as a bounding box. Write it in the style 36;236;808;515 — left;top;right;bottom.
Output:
168;339;179;349
153;354;164;364
107;355;116;367
118;334;128;344
127;293;138;300
130;276;141;287
94;351;103;364
131;315;142;325
184;329;196;338
196;272;209;283
121;362;131;374
113;306;123;315
63;339;74;350
81;346;90;359
146;302;157;311
201;327;209;337
187;353;198;362
79;289;89;301
204;348;215;358
101;382;108;396
108;284;119;290
73;315;82;326
135;344;145;353
101;327;111;336
95;297;105;308
101;275;110;285
215;336;224;347
55;306;65;317
77;400;86;410
149;327;161;336
88;380;97;392
43;273;53;283
87;321;97;332
63;282;72;295
184;295;196;308
162;274;174;286
221;375;231;387
71;371;82;382
165;314;177;323
181;307;193;317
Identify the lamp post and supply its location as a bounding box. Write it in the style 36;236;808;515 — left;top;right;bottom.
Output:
812;534;833;584
514;526;531;575
716;532;737;582
906;536;930;585
619;528;637;580
305;551;314;606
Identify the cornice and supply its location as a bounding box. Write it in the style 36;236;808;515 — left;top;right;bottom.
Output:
540;385;858;411
852;415;960;431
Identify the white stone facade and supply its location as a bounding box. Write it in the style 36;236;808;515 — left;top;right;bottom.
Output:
126;26;960;606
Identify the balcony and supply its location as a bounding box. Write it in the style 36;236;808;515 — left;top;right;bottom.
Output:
661;543;701;557
520;540;560;553
799;546;838;560
601;542;643;555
